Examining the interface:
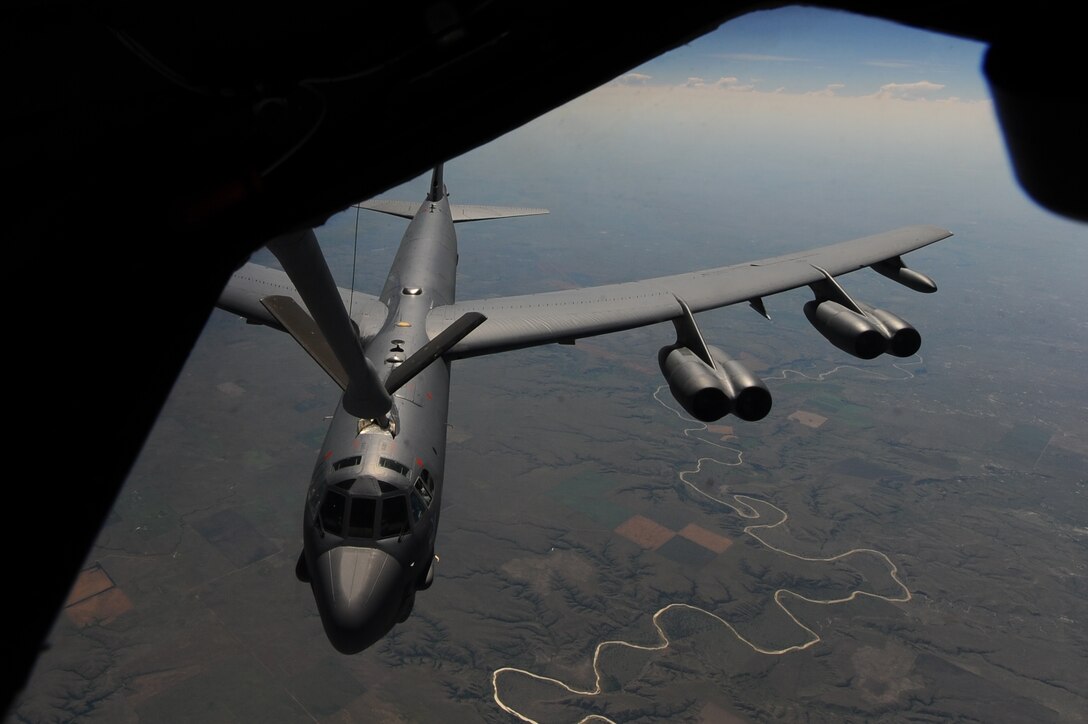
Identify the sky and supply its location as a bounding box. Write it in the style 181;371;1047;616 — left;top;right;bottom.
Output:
624;7;989;100
13;6;1087;723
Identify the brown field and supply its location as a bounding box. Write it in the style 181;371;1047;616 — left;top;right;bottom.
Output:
65;565;114;606
789;410;828;428
615;515;676;550
65;587;133;627
679;523;733;554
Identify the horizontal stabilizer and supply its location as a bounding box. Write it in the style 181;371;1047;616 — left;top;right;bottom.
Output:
448;204;548;223
260;295;349;390
357;199;547;223
356;199;420;219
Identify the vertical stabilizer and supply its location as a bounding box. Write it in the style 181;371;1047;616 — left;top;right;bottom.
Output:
428;164;445;202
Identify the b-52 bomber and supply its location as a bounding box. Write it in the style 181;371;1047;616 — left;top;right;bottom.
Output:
217;165;950;654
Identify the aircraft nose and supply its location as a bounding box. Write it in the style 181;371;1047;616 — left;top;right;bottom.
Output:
312;546;404;653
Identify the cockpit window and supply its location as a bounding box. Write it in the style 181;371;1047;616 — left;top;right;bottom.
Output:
380;495;409;538
414;477;433;506
333;455;361;471
347;496;376;538
410;491;426;522
318;483;413;540
379;457;411;478
320;490;346;534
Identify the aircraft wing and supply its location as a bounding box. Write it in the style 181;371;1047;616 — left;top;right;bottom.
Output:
429;225;952;358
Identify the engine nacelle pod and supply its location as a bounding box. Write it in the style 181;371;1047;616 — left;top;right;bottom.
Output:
658;345;772;422
803;300;887;359
658;345;730;422
706;347;772;421
860;305;921;357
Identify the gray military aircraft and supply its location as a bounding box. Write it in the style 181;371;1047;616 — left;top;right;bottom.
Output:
216;165;950;654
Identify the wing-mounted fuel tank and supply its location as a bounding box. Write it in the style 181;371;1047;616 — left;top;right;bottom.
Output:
659;297;771;422
870;255;938;294
804;265;924;360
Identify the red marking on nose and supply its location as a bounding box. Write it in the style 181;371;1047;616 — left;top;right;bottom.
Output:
416;457;423;468
425;391;433;400
324;450;334;459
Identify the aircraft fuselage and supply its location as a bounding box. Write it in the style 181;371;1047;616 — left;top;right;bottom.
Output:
301;194;457;653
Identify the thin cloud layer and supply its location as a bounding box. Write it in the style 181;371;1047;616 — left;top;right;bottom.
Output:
710;52;806;62
806;83;846;97
621;72;974;105
872;80;946;100
715;76;755;92
865;59;917;69
615;72;653;85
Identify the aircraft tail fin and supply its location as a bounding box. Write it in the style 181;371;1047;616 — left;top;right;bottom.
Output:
428;164;444;202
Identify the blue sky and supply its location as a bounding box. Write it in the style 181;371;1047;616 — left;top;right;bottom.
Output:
623;7;989;101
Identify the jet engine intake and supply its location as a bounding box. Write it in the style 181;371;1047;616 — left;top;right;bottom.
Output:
658;345;771;422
